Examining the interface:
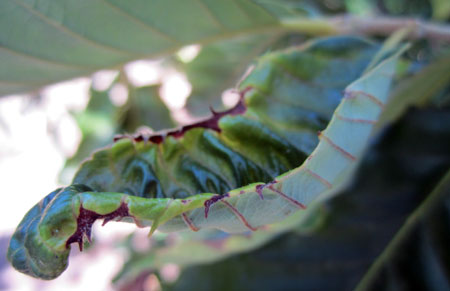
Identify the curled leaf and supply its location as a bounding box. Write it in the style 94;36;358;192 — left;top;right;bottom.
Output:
8;36;404;279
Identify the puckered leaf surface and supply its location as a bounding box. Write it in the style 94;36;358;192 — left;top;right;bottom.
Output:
151;107;450;291
112;52;450;285
8;36;404;279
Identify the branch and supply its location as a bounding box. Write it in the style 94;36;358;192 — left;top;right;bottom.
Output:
282;15;450;42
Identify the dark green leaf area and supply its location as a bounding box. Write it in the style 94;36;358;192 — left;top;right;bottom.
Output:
62;84;174;183
183;33;276;116
162;107;450;291
242;37;379;152
356;109;450;291
7;185;94;279
358;176;450;291
73;37;379;199
64;88;118;170
119;85;174;132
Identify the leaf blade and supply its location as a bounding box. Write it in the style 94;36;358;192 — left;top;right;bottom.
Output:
8;36;405;279
0;0;281;96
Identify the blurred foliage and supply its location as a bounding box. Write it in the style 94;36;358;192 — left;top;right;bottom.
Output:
62;79;174;182
119;85;174;132
179;33;281;116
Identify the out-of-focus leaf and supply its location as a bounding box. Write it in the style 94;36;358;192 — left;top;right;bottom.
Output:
0;0;281;96
61;88;118;181
345;0;376;15
356;168;450;291
376;51;450;132
8;36;404;280
431;0;450;20
158;106;450;291
119;85;174;132
379;0;432;18
62;83;174;182
254;0;320;17
183;33;281;116
113;202;326;283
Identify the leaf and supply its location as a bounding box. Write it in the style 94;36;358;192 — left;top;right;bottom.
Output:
151;106;450;291
0;0;280;96
182;33;281;116
113;201;326;284
378;0;432;18
7;36;403;279
74;36;380;200
355;168;450;291
431;0;450;20
376;50;450;131
62;87;119;176
253;0;319;18
118;84;175;132
115;51;450;284
61;83;175;181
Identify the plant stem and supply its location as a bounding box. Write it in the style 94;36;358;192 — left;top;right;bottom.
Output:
282;15;450;42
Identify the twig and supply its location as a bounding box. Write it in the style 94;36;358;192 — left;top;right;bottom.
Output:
283;15;450;42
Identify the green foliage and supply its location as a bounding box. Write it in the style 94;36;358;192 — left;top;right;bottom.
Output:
4;0;450;289
74;37;379;198
0;0;279;96
157;107;450;291
182;33;279;116
7;36;403;279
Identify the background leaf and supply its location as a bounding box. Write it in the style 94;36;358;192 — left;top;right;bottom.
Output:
356;168;450;291
0;0;280;96
181;33;282;116
61;80;175;182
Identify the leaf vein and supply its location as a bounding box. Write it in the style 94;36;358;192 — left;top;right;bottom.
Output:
195;0;228;31
100;0;182;45
267;185;306;209
0;45;96;69
181;212;199;232
318;132;357;161
12;0;134;56
220;200;257;231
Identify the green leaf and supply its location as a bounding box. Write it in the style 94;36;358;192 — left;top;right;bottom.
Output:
74;36;380;199
152;106;450;291
182;33;281;116
0;0;281;96
431;0;450;20
376;51;450;131
8;36;404;279
62;87;119;177
113;201;326;284
61;83;175;182
118;84;175;132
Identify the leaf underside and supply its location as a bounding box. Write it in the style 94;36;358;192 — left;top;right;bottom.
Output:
0;0;280;96
8;36;404;280
151;107;450;291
